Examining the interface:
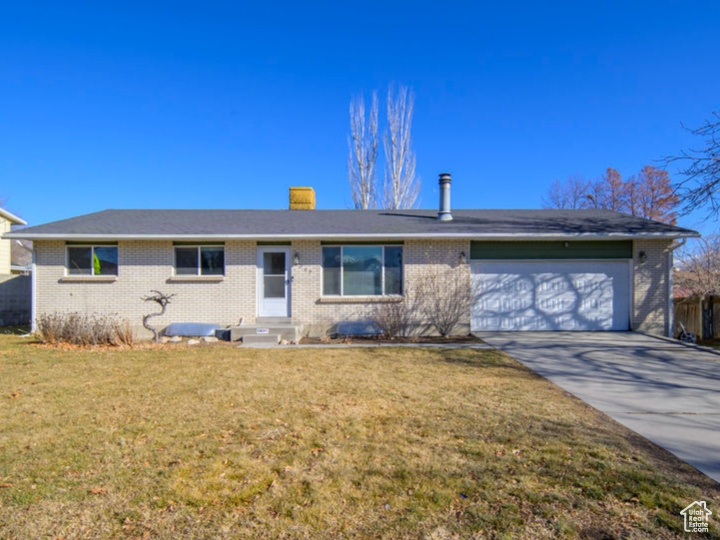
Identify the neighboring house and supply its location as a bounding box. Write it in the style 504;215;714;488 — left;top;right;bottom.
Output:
0;208;31;326
0;208;27;274
11;240;33;274
4;175;699;338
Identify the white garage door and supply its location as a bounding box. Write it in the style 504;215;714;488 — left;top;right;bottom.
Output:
471;260;631;331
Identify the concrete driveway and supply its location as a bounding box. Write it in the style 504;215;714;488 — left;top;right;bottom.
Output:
476;331;720;483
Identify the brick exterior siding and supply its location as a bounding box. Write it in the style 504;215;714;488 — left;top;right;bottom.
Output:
632;238;673;335
32;238;673;339
291;239;470;336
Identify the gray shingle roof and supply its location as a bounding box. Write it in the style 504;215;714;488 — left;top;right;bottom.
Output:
5;208;699;240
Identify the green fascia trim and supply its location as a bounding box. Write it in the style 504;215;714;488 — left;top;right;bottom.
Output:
257;241;292;246
320;241;404;246
470;241;632;260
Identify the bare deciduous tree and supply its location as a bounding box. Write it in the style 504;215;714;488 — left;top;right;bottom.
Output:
414;256;471;337
542;166;678;224
541;175;591;209
371;299;411;338
675;234;720;297
142;290;175;343
667;112;720;218
586;167;627;211
348;92;379;209
382;85;419;209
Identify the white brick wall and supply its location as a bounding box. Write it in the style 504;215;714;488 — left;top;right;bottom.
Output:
632;239;673;335
35;240;256;338
33;238;673;338
291;239;470;336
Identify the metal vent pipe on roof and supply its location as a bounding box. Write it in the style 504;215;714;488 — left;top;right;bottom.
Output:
438;173;453;221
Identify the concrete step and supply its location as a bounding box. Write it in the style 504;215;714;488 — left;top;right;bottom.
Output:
230;324;301;343
242;334;280;346
256;317;293;325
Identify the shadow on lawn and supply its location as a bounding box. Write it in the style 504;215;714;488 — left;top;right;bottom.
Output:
434;348;538;374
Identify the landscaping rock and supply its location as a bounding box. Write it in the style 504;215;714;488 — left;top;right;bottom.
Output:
280;339;289;345
187;339;200;345
202;336;218;343
168;336;182;343
160;336;170;343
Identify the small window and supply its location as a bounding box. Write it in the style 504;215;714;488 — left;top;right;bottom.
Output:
321;245;403;296
174;246;225;276
67;245;118;276
322;247;341;295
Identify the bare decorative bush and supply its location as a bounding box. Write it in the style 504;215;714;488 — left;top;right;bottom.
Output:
142;290;175;343
414;260;471;337
36;312;134;346
371;299;411;338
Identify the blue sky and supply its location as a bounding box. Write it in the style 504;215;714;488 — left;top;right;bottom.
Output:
1;1;718;233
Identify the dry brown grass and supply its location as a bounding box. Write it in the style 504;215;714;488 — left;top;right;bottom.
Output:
0;334;718;539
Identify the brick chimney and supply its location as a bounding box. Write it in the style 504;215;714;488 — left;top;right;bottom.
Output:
289;187;316;210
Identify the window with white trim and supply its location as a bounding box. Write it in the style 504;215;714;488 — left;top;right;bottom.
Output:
322;245;402;296
174;245;225;276
66;245;118;276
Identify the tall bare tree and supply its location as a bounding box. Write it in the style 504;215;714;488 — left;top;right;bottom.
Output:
541;175;590;209
668;112;720;218
382;85;419;209
347;92;379;209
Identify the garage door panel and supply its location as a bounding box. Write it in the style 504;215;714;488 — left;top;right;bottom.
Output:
471;261;630;331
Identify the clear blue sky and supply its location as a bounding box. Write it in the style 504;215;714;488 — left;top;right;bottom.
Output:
1;1;718;233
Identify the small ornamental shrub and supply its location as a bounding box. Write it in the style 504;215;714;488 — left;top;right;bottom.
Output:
371;300;411;338
36;312;134;346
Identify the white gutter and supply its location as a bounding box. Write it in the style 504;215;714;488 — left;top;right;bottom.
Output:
14;241;35;333
3;231;702;242
667;238;688;338
0;208;26;226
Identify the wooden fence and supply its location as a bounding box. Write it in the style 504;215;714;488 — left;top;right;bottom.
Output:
673;296;720;339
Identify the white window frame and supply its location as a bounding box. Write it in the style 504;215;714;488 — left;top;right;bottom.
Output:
173;245;225;276
65;244;119;276
321;244;403;297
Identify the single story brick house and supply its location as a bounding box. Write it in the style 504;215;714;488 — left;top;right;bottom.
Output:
5;175;699;339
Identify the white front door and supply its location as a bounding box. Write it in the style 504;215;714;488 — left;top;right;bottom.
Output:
470;260;631;331
257;247;291;318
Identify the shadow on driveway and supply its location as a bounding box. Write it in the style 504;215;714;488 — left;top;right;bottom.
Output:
477;331;720;483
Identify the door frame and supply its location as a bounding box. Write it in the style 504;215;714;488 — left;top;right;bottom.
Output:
256;246;291;318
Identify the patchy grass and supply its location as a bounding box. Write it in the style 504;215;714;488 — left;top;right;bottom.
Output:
0;335;718;539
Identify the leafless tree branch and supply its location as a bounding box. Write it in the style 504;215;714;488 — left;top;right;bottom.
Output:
541;175;591;209
382;84;419;209
348;92;379;209
667;112;720;218
675;234;720;297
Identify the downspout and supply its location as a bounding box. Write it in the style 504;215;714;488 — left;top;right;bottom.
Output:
667;238;687;338
15;241;35;333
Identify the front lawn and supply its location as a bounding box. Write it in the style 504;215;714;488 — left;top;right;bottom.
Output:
0;335;718;539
